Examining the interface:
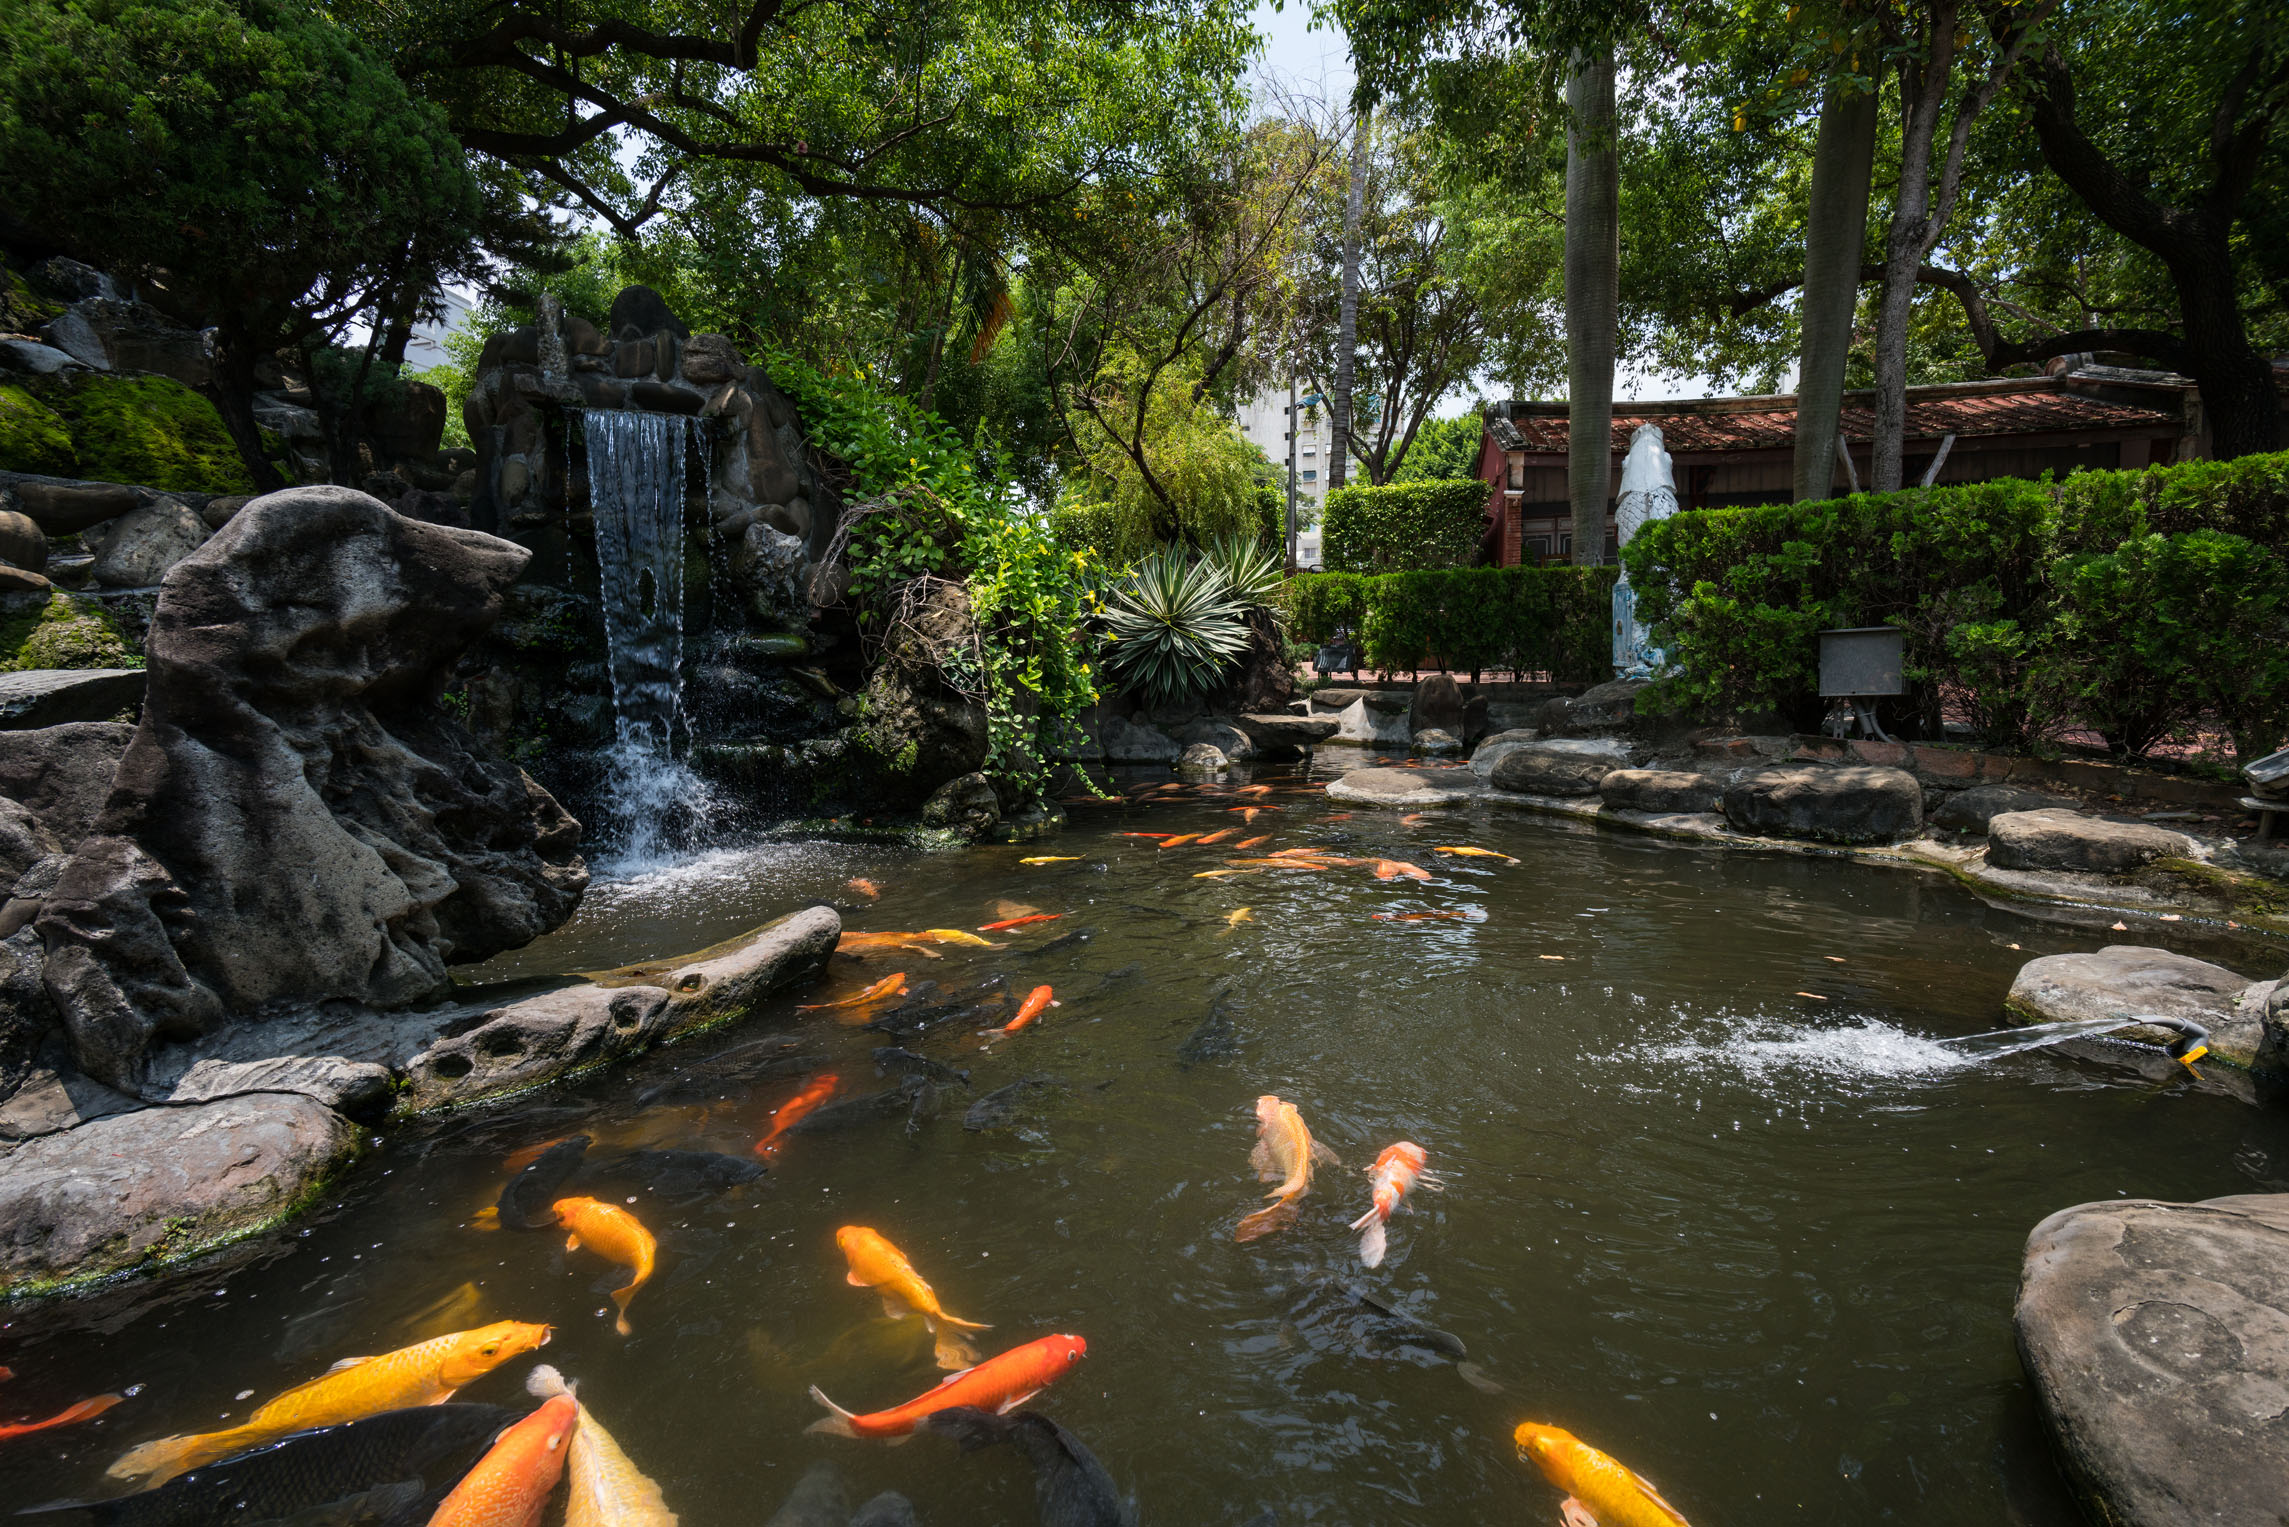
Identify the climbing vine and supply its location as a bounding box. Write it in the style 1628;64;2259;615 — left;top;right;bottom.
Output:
762;347;1100;790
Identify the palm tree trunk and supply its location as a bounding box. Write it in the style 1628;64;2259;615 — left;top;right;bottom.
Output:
1794;80;1877;502
1565;50;1618;564
1329;108;1371;492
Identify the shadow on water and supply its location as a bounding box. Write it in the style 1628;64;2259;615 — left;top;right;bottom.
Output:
5;761;2286;1525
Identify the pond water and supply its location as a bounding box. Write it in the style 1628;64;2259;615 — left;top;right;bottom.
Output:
8;754;2289;1526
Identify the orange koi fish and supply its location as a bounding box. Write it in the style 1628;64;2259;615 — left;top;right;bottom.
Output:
1350;1141;1435;1268
846;878;882;899
1194;869;1253;879
837;932;940;959
798;973;909;1012
1236;784;1275;797
1373;859;1432;881
109;1323;552;1485
808;1334;1087;1440
1399;812;1428;825
1158;834;1200;849
1196;829;1237;845
1117;832;1175;840
1222;859;1326;871
984;985;1057;1038
552;1198;656;1337
1235;835;1270;849
1325;812;1354;822
1237;1095;1337;1242
526;1367;676;1527
1437;845;1520;864
837;1227;992;1370
979;913;1061;932
1513;1424;1692;1527
0;1393;123;1443
427;1390;579;1527
756;1073;842;1156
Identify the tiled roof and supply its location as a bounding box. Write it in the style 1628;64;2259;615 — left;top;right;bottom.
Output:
1496;379;2182;454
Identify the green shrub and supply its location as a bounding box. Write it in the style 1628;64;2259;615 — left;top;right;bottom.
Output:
0;383;74;475
47;375;252;493
1321;479;1491;572
1099;547;1252;707
1284;566;1613;680
0;593;141;671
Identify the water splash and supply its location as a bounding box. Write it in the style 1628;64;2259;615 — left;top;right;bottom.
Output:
1623;1011;2163;1096
586;410;718;870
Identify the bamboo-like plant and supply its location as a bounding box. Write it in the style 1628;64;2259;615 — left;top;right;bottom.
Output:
1099;548;1252;706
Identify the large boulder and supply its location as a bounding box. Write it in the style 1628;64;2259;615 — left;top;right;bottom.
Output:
41;297;212;386
919;771;1001;836
852;579;991;806
1469;728;1541;779
1932;783;2077;835
1408;673;1465;739
2006;945;2267;1069
1599;768;1724;815
2016;1193;2289;1527
0;1092;356;1295
35;487;589;1091
0;721;132;884
0;508;45;573
1537;678;1646;737
1204;607;1295;716
14;480;135;535
1489;738;1632;797
1227;713;1336;759
1722;765;1923;844
1988;810;2195;876
83;497;209;588
1098;714;1178;764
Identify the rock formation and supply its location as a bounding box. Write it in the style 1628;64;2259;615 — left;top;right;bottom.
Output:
35;485;588;1089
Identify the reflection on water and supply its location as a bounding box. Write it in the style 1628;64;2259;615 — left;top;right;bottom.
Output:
6;761;2287;1527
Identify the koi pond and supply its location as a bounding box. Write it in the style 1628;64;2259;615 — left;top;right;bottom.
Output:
7;753;2287;1525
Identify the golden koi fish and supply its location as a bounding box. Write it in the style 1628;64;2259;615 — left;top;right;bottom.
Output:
1514;1424;1692;1527
554;1197;657;1336
1436;845;1520;864
1236;1095;1337;1242
108;1322;552;1485
836;1226;992;1370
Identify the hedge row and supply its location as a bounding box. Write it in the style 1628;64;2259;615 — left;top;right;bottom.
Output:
1620;452;2289;760
1288;565;1616;681
1321;479;1491;572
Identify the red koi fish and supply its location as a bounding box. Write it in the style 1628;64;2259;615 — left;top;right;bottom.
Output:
1350;1141;1437;1268
808;1334;1088;1440
984;985;1057;1038
1117;832;1175;839
0;1394;123;1444
978;913;1061;932
756;1074;842;1155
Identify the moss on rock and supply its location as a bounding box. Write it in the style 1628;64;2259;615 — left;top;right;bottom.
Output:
48;375;251;494
0;592;142;672
0;383;75;476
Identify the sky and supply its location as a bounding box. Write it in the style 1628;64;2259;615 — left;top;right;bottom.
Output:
1243;0;1728;405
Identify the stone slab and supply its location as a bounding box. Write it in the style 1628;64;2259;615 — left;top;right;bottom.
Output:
0;669;144;730
1325;767;1484;810
2005;945;2267;1069
1989;810;2195;876
2017;1193;2289;1527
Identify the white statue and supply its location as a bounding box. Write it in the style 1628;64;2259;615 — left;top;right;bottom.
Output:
1610;423;1678;678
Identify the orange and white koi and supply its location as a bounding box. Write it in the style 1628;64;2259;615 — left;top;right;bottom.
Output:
978;913;1061;932
836;1226;992;1370
756;1073;842;1156
427;1389;579;1527
1399;812;1429;825
808;1334;1087;1441
1349;1141;1435;1268
846;878;882;899
1373;859;1433;881
1436;845;1520;864
0;1393;122;1444
984;985;1057;1039
552;1198;656;1337
526;1367;676;1527
798;973;909;1012
108;1323;552;1485
1513;1424;1692;1527
1237;1095;1337;1242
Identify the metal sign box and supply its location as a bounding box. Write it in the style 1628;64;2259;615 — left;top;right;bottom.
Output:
1818;626;1906;698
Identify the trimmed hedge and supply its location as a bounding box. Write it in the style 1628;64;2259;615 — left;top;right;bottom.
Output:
1288;565;1615;681
1321;479;1491;572
1621;451;2289;760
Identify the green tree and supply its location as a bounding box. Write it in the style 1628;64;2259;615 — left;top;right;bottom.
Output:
1391;412;1487;481
0;0;484;489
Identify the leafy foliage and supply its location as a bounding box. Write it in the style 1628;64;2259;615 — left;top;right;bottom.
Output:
1322;480;1493;572
764;349;1097;787
1390;413;1488;482
1622;451;2289;759
1098;548;1253;707
1287;566;1612;680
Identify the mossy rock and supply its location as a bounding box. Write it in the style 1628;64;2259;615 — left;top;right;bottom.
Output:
0;263;62;332
0;383;75;476
0;592;142;672
47;374;252;494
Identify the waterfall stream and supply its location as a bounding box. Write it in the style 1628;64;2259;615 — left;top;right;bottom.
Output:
584;409;715;867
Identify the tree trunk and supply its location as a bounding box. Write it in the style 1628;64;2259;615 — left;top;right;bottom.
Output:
1870;8;1957;494
1564;51;1618;564
208;332;287;494
1793;81;1878;502
1329;109;1370;492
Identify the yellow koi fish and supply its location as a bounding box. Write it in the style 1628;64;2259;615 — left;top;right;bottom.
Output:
1437;845;1520;864
836;1226;992;1370
528;1367;678;1527
108;1322;552;1485
1225;907;1254;928
1514;1424;1692;1527
555;1197;657;1336
921;928;999;947
1236;1095;1337;1242
1019;856;1080;865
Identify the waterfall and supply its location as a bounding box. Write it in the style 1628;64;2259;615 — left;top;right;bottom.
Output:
585;409;716;868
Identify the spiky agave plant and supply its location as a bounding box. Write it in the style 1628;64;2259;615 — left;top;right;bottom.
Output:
1099;548;1252;707
1202;532;1283;610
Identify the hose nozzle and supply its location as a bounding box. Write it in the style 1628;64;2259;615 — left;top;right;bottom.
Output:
2131;1015;2212;1070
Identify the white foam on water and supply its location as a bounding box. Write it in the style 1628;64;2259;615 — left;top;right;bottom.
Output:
1624;1009;1981;1095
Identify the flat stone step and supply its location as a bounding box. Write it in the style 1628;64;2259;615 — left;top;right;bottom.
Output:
0;668;144;729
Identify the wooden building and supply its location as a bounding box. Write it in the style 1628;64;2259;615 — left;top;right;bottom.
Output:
1474;365;2207;566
